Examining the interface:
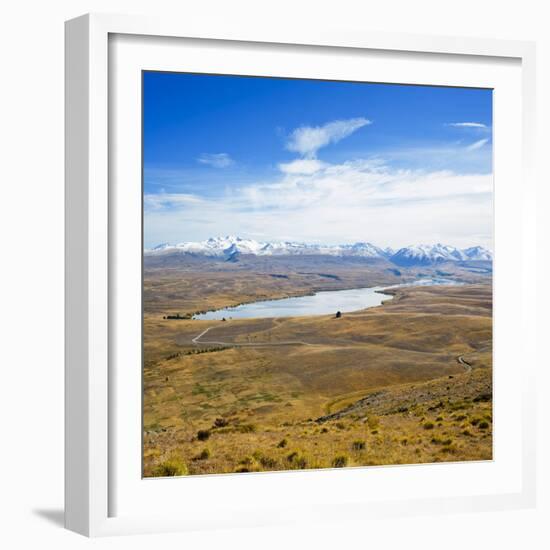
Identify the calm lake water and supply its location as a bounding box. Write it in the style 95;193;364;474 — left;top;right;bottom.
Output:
193;278;460;320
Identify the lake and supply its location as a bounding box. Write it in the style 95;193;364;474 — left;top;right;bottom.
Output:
193;278;460;320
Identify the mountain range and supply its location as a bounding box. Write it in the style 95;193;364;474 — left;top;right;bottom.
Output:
145;236;492;267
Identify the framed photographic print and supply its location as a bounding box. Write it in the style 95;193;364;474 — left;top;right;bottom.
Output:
65;13;537;536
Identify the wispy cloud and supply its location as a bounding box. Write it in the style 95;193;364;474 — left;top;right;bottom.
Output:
278;159;326;175
466;138;489;151
197;152;234;168
286;117;371;158
448;122;488;129
144;192;204;211
144;156;492;250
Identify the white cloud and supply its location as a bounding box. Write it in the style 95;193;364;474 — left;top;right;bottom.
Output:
197;153;234;168
466;138;489;151
145;157;493;250
278;159;326;175
448;122;488;128
286;117;371;158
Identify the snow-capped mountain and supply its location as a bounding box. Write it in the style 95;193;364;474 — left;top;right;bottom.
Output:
463;246;493;261
146;236;391;259
389;243;492;266
145;236;492;266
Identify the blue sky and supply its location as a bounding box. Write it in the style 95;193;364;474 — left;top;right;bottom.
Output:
143;72;493;249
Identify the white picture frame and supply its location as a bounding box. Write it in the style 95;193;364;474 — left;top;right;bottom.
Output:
65;13;537;537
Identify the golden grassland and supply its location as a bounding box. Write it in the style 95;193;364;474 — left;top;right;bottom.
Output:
143;270;492;477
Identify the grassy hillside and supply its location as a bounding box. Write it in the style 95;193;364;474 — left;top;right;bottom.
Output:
143;280;492;476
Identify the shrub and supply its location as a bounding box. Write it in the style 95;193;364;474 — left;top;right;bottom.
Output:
213;417;229;428
478;420;490;430
332;454;349;468
423;421;435;430
431;437;452;445
321;427;329;433
335;422;346;430
351;440;366;451
473;393;492;403
197;448;211;460
286;451;307;469
197;429;211;441
470;418;481;426
152;455;188;477
259;455;277;469
436;416;444;422
239;456;254;466
277;438;288;448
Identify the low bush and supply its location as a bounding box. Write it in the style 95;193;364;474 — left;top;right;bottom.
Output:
197;429;211;441
286;451;307;469
196;448;211;460
152;455;188;477
259;455;277;469
277;438;288;448
423;421;435;430
351;440;366;451
478;420;490;430
473;393;492;403
332;454;349;468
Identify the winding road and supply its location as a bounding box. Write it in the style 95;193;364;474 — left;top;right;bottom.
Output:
457;354;473;372
191;325;316;347
193;327;486;369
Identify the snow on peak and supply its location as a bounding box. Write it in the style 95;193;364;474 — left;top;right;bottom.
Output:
145;236;492;265
390;243;491;266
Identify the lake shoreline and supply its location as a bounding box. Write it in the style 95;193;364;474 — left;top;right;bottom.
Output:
192;278;461;321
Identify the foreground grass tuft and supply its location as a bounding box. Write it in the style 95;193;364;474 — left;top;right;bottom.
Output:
332;454;349;468
153;455;188;477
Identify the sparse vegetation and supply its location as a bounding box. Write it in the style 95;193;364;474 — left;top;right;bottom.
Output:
143;269;492;477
